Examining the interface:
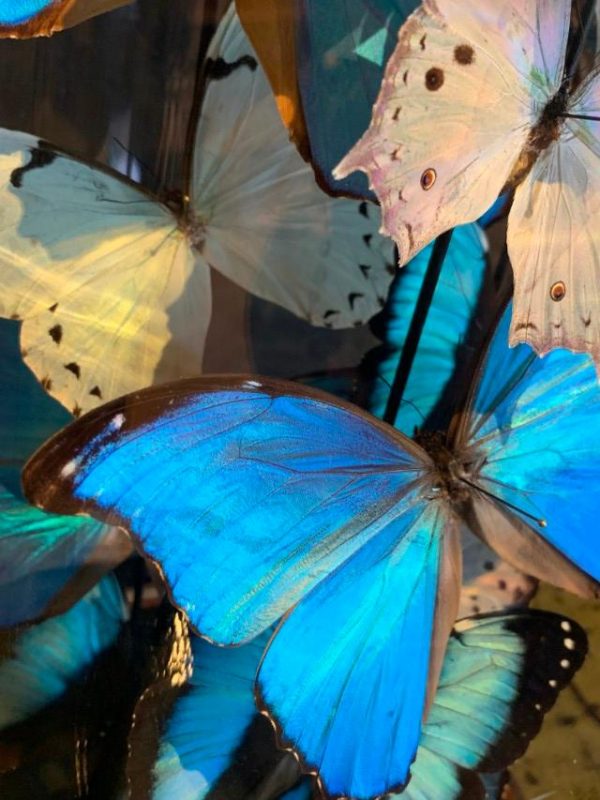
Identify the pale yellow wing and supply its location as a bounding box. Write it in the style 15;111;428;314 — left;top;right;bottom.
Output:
0;130;209;415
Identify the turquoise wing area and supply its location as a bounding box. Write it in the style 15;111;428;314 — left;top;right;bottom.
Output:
402;610;587;799
258;504;447;800
296;0;419;199
364;223;486;435
0;318;127;625
0;485;111;626
23;377;428;644
465;306;600;590
0;574;126;730
0;319;69;498
0;0;52;24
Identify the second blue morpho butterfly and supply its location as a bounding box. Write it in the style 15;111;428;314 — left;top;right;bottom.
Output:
127;609;587;800
0;0;130;38
23;260;600;800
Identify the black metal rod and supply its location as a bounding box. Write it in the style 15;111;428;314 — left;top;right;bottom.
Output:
383;229;454;427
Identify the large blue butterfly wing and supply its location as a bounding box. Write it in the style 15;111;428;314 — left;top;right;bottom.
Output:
296;0;419;199
257;505;460;799
23;377;430;644
463;306;600;597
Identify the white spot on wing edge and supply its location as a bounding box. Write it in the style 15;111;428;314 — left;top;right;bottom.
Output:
110;413;125;431
61;458;79;478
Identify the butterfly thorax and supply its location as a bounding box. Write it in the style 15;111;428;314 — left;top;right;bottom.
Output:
506;85;569;190
414;430;473;504
182;206;206;249
165;190;206;249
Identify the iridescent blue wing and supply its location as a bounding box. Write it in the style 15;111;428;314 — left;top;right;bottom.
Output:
402;610;587;799
364;224;486;435
258;504;461;798
128;622;306;800
23;376;431;644
0;574;126;730
296;0;419;199
0;319;130;625
462;306;600;598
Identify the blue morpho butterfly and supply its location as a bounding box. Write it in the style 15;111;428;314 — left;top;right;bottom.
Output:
21;256;600;800
127;609;587;800
0;318;130;626
0;574;126;732
0;0;129;38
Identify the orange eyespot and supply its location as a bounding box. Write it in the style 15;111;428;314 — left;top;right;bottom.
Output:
420;168;436;190
550;281;566;301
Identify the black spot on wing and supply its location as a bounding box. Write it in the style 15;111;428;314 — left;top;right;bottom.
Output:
359;264;371;279
363;234;372;248
48;324;63;345
64;362;81;379
41;377;52;391
323;309;340;320
10;313;19;320
348;293;364;310
358;201;369;218
392;107;401;121
10;147;56;188
454;44;475;65
205;55;258;80
425;67;444;91
582;315;591;327
403;70;409;85
514;321;539;333
419;35;426;50
49;302;58;313
89;386;103;399
72;404;82;418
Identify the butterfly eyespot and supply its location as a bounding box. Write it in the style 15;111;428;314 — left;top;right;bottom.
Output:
550;281;566;301
454;45;474;65
425;67;444;91
420;168;437;190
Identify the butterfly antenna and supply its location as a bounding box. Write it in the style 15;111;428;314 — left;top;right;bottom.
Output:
459;476;547;529
383;230;453;426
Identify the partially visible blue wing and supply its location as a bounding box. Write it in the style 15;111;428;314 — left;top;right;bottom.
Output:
0;0;52;24
0;319;130;626
364;224;486;435
296;0;419;199
0;0;128;37
258;505;456;799
463;306;600;597
0;574;126;730
23;377;430;645
129;620;306;800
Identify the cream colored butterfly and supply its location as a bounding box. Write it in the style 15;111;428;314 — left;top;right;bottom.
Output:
0;3;393;417
335;0;600;368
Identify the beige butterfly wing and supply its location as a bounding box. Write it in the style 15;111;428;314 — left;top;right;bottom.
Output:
192;5;395;329
0;131;210;416
334;0;570;265
509;67;600;366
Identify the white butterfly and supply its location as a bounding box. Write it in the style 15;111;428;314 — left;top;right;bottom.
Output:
335;0;600;369
0;3;393;416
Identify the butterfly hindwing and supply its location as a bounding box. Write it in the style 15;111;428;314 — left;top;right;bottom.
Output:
258;504;459;799
194;5;395;329
509;63;600;365
463;306;600;598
